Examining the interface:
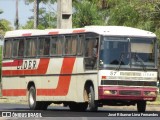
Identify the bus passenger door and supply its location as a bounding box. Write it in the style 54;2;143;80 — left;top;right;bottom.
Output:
84;38;99;70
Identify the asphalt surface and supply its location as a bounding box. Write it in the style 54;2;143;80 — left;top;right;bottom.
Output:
0;103;159;120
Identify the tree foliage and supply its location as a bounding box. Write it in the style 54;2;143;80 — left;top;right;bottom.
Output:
23;0;160;42
23;0;56;29
106;0;160;43
22;8;56;29
107;1;139;27
0;10;13;35
73;0;105;27
25;0;56;5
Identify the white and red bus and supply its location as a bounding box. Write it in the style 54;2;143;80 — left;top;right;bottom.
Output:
1;26;158;112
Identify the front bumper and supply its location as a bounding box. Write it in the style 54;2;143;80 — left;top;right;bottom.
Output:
98;86;157;101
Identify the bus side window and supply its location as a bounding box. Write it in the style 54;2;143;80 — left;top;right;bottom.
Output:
4;39;12;59
38;38;44;56
64;35;77;55
18;39;24;57
44;38;50;55
50;36;62;56
12;39;20;58
25;38;37;57
38;37;50;56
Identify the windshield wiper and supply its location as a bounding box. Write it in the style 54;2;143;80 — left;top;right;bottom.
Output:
116;52;125;70
133;53;146;71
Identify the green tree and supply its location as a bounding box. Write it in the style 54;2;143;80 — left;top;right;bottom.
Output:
38;8;56;29
73;0;105;27
22;8;56;29
73;0;108;9
0;19;13;35
0;9;13;35
24;0;57;29
22;20;34;29
107;0;140;27
106;1;160;39
25;0;56;4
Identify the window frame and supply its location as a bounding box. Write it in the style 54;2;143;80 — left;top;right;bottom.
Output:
12;38;25;58
3;39;13;59
50;35;64;57
77;34;85;56
64;34;78;56
84;33;100;70
37;36;51;57
24;37;38;58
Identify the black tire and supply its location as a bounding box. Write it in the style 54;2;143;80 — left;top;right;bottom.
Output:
137;101;146;112
88;86;98;111
69;102;88;112
28;86;41;110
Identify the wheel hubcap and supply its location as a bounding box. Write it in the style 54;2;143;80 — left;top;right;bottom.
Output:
88;93;91;103
29;93;34;105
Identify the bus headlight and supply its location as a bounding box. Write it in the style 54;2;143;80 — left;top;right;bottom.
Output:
104;90;117;95
144;91;157;96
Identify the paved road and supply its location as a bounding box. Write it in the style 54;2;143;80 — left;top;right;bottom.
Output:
0;103;159;111
0;103;159;120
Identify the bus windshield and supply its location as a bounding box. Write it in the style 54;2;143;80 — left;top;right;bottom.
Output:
99;37;156;69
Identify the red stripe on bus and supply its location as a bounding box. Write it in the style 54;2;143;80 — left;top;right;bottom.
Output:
2;58;50;76
2;60;23;67
48;31;59;35
73;29;85;33
22;33;32;36
2;89;27;96
2;58;75;96
37;57;76;96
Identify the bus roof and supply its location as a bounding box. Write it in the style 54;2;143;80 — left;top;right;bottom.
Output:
4;26;156;38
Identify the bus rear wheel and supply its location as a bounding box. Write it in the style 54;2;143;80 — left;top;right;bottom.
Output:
69;102;88;111
137;101;146;112
28;86;41;110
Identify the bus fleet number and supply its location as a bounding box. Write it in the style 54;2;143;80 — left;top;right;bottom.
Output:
17;60;37;70
110;71;117;76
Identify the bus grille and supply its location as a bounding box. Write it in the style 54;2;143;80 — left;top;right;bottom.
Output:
119;90;141;96
101;80;157;87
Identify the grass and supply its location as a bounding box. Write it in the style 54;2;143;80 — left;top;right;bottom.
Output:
147;94;160;105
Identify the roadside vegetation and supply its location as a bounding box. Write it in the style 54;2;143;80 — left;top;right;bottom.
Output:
148;94;160;105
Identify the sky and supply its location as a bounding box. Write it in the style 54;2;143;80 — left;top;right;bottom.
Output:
0;0;57;29
0;0;33;28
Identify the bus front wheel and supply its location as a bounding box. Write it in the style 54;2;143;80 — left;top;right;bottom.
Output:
88;86;98;111
137;101;146;112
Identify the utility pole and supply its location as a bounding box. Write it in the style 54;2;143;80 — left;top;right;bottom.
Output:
34;0;39;29
15;0;19;30
57;0;72;29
